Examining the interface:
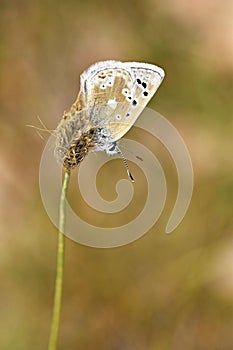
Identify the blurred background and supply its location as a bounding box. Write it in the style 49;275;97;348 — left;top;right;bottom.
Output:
0;1;233;349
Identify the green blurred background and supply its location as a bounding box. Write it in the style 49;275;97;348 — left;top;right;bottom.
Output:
0;1;233;349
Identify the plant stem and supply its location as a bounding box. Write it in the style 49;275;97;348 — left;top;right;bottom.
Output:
48;171;70;350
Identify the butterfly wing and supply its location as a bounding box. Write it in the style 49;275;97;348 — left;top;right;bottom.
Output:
80;61;135;131
79;60;165;142
109;62;165;141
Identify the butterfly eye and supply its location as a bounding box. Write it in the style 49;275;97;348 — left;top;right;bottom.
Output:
108;144;116;152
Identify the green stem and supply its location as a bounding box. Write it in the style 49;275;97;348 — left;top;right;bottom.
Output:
48;171;70;350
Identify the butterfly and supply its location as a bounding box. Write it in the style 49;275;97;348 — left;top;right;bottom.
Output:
54;60;165;181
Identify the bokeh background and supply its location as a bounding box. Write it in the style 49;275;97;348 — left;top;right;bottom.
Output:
0;1;233;349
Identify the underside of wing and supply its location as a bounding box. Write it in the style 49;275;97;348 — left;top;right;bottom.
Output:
79;60;165;142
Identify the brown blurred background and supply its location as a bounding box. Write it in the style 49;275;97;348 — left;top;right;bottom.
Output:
0;1;233;349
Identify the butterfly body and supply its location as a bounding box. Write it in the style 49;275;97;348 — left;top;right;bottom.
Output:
54;60;165;171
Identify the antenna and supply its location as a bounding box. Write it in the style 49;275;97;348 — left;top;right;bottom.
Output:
117;146;135;183
119;144;143;162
